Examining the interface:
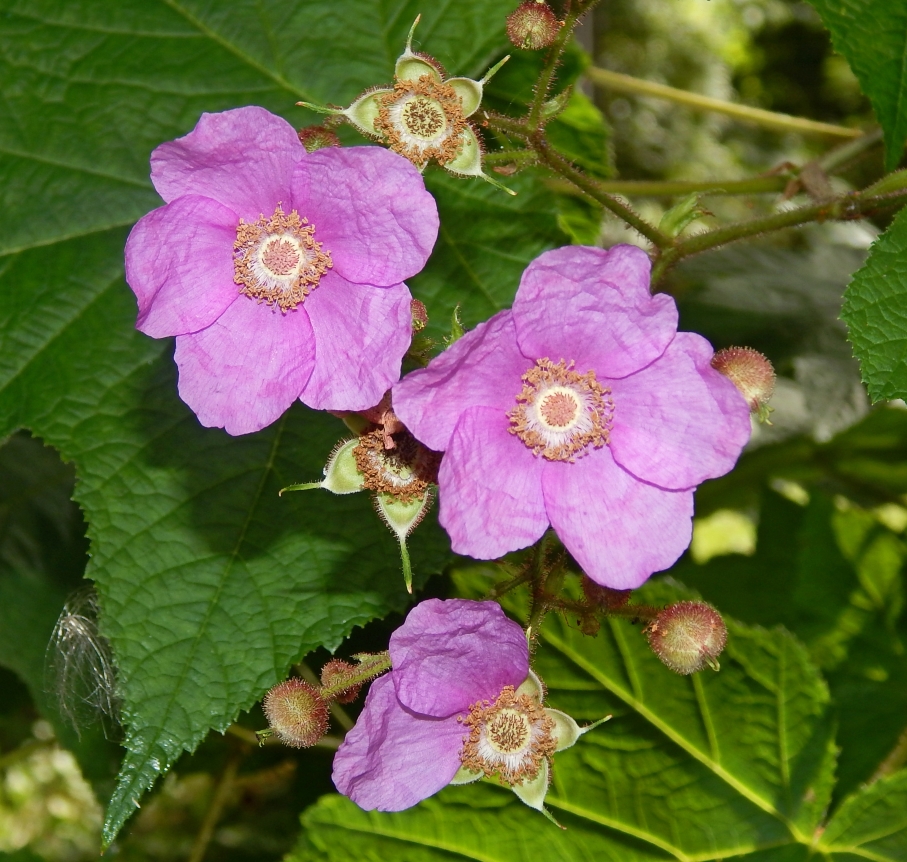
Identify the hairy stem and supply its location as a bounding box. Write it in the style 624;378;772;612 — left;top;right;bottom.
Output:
535;143;671;246
546;175;789;197
651;187;907;283
527;0;601;129
586;67;862;139
298;661;355;732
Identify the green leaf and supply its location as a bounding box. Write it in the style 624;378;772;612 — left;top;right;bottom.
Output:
413;171;566;337
0;0;527;843
841;207;907;401
806;0;907;170
290;581;843;860
0;227;455;845
822;771;907;859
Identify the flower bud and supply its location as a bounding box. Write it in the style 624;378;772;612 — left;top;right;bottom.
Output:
297;125;341;152
506;1;561;51
645;601;727;675
411;299;429;332
711;347;775;422
262;678;330;748
320;659;363;704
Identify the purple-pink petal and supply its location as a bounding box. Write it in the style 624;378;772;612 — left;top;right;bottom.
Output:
332;675;465;812
126;195;239;338
150;107;303;220
512;245;678;379
608;332;752;490
300;274;412;411
439;406;549;561
392;311;530;452
542;448;694;589
390;599;529;718
293;147;439;287
173;298;315;435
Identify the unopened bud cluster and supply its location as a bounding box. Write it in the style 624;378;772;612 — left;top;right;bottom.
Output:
645;601;727;675
506;1;561;50
260;653;390;747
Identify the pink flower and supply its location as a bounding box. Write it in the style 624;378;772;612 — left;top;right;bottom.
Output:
125;107;439;435
393;245;752;589
333;599;596;814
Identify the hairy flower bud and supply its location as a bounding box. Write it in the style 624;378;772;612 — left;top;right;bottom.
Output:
297;125;341;152
320;659;363;704
411;299;429;332
711;347;775;422
645;601;727;675
262;678;330;748
506;1;561;51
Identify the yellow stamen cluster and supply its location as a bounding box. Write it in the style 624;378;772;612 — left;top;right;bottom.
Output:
460;686;556;785
353;428;440;503
375;76;467;166
233;205;332;312
508;359;614;461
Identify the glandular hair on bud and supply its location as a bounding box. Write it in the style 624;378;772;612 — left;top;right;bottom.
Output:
411;299;429;332
506;1;561;51
320;659;363;704
297;125;341;152
262;678;330;748
645;601;728;675
711;347;775;415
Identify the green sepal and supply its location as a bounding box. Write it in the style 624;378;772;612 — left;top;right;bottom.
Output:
658;192;711;238
394;16;442;83
449;765;483;785
444;127;517;195
511;759;562;828
447;77;484;117
447;304;466;345
342;89;390;136
546;708;611;752
375;490;433;593
397;55;442;83
321;439;365;494
515;669;544;703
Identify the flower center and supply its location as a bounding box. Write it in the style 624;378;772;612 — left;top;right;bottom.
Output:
508;359;614;461
459;686;556;786
353;428;440;503
234;205;332;312
375;75;467;166
402;96;446;139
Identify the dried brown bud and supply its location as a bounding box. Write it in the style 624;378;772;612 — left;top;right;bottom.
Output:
297;125;341;153
506;1;561;51
645;601;728;675
711;347;775;420
262;678;330;747
320;658;363;704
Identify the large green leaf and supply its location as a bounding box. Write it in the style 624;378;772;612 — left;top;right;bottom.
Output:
806;0;907;170
841;207;907;402
0;0;553;846
289;580;851;861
